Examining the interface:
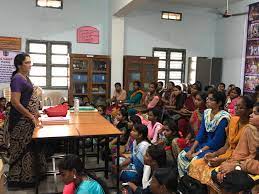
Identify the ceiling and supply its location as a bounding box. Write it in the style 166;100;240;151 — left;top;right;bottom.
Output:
139;0;244;10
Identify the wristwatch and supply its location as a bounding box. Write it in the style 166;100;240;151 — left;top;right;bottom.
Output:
235;165;242;171
199;149;203;153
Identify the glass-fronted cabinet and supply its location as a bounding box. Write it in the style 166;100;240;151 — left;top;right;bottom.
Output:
69;54;110;106
124;56;159;91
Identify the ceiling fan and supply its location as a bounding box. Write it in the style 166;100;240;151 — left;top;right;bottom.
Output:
216;0;247;18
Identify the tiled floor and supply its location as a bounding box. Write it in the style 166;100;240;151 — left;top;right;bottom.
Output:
1;155;117;194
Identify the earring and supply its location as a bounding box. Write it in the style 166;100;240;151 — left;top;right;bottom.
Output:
73;174;76;179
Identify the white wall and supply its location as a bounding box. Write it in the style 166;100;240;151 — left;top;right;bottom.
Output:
0;0;110;54
0;0;110;100
124;7;217;58
215;0;258;88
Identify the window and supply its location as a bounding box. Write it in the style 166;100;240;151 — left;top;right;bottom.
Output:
26;40;71;89
36;0;63;9
161;11;182;21
153;48;186;86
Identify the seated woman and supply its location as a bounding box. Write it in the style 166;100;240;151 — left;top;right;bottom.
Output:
136;82;161;114
126;144;167;193
211;102;259;194
188;95;254;193
224;87;241;116
97;105;111;123
178;83;201;137
188;92;207;136
150;168;178;194
165;85;186;111
164;85;187;121
125;115;142;153
126;80;144;105
110;107;129;154
177;90;230;177
146;108;163;144
120;124;151;185
59;154;108;194
161;81;175;106
163;119;187;163
181;83;201;115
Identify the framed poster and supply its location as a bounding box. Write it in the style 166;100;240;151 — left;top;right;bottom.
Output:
244;2;259;93
0;50;18;83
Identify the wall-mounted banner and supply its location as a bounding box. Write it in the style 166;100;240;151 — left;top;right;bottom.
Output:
244;2;259;93
0;50;18;83
0;36;21;51
77;26;99;44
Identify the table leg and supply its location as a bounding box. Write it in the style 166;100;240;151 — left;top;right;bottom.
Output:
82;138;86;168
104;137;109;179
116;135;120;193
97;138;100;164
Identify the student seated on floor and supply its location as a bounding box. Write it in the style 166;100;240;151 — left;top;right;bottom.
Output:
162;119;187;164
150;168;178;194
119;124;151;185
146;108;163;145
125;115;142;154
110;107;129;151
125;144;167;194
59;154;109;194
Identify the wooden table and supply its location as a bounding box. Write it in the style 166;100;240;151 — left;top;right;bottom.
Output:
33;112;122;194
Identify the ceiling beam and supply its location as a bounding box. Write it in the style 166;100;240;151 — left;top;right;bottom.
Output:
112;0;147;17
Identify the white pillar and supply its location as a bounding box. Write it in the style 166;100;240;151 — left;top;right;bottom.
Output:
111;16;124;94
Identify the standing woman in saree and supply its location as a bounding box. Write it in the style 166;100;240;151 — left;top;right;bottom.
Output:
7;53;47;188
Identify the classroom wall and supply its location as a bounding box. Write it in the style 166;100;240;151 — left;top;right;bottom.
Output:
0;0;110;101
124;8;217;58
215;0;258;88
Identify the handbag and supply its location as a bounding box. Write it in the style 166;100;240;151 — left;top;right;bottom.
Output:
44;104;69;117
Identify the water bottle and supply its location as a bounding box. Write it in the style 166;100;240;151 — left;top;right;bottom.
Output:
74;97;79;114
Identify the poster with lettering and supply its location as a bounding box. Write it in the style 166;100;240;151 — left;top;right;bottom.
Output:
244;2;259;93
77;26;99;44
0;50;18;83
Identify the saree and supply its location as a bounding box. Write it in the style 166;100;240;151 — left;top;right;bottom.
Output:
189;109;203;135
211;124;259;193
177;109;230;178
188;116;246;192
8;87;47;186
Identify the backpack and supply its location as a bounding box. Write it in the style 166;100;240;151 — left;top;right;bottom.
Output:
177;175;208;194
